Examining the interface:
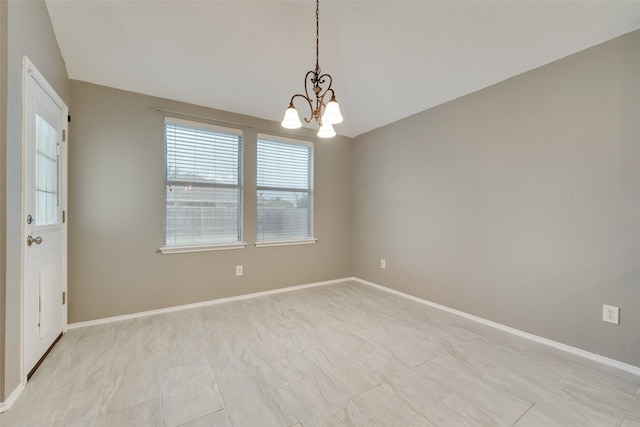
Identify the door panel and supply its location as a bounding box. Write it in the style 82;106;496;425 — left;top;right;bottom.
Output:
39;263;60;339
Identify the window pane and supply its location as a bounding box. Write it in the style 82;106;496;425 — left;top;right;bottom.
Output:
165;185;241;247
35;114;58;226
257;190;310;241
166;122;240;185
164;119;243;247
257;136;313;242
257;140;310;189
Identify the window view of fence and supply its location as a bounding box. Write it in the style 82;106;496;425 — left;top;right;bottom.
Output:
165;185;241;246
257;136;313;241
164;119;243;247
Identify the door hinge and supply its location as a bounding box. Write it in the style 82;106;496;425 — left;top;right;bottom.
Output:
62;129;66;142
62;291;66;305
62;210;66;223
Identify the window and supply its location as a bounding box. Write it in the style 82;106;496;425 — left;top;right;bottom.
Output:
162;118;244;252
35;114;59;226
256;135;315;245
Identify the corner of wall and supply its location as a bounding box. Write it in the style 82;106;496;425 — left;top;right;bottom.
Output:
0;0;8;404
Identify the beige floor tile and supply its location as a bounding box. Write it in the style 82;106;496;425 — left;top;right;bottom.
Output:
1;281;638;427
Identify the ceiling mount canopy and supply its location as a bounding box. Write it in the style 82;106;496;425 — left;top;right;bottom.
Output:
281;0;343;138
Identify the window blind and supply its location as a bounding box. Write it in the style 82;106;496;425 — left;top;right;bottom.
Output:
257;135;313;241
164;118;243;247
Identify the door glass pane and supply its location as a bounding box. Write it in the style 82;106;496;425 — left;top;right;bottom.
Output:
35;114;58;226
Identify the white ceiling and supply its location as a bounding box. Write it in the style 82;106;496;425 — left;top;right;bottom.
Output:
45;0;640;138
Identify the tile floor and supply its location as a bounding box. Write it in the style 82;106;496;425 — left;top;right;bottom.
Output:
1;281;639;426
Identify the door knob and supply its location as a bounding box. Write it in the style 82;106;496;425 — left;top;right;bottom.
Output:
27;235;43;246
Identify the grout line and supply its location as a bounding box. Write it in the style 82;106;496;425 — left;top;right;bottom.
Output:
348;382;383;404
556;369;571;386
206;357;232;427
513;402;536;425
177;407;228;427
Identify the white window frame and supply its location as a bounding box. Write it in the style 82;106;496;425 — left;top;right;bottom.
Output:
255;134;316;247
160;118;246;254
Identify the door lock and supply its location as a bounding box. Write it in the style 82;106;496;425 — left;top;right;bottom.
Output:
27;235;43;246
27;214;33;224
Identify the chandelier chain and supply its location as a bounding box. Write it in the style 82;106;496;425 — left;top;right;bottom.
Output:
315;0;320;75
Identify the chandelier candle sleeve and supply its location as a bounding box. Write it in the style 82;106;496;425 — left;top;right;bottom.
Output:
317;122;335;138
281;103;302;129
321;96;343;125
281;0;343;138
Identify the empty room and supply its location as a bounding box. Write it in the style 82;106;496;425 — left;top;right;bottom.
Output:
1;0;639;426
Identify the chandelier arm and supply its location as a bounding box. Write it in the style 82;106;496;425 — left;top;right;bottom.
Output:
289;93;315;124
305;69;325;123
318;87;335;109
303;70;317;102
316;74;333;101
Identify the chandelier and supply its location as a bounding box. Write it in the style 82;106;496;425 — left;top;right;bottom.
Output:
281;0;343;138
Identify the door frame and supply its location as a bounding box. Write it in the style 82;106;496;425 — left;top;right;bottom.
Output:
20;55;68;382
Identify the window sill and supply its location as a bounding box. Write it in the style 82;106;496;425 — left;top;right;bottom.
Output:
254;238;318;248
159;242;247;254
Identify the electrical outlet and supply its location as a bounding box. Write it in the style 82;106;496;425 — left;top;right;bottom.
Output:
603;304;619;324
380;259;386;269
236;265;243;276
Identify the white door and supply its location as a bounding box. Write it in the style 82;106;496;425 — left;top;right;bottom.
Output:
22;56;68;377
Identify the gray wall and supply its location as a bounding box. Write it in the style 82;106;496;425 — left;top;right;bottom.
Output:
3;0;69;401
68;81;353;323
353;29;640;367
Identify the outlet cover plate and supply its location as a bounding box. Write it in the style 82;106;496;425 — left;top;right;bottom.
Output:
380;259;386;269
603;304;619;324
236;265;243;276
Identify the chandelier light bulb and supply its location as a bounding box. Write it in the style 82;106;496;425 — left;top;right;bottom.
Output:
281;105;302;129
321;96;343;124
317;122;336;138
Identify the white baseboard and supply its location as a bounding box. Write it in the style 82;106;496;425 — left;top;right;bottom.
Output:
0;381;25;413
352;277;640;377
68;277;350;329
